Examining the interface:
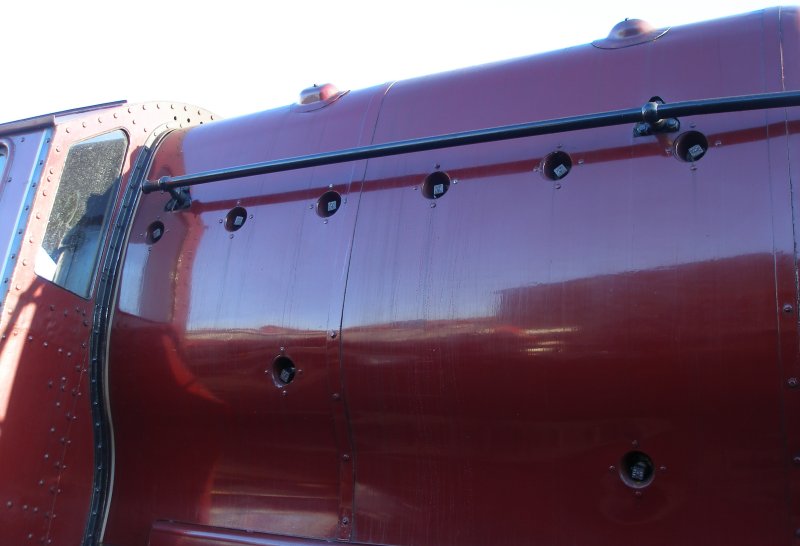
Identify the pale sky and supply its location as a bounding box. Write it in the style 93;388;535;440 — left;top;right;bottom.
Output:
0;1;780;124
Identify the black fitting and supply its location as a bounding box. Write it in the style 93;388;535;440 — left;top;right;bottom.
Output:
634;98;680;137
165;187;191;211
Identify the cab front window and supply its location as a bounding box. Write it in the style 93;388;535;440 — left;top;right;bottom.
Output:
35;130;128;298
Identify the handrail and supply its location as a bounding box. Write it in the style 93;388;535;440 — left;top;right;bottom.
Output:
141;91;800;194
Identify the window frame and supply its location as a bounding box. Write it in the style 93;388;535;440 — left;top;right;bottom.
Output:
0;140;10;186
35;129;130;299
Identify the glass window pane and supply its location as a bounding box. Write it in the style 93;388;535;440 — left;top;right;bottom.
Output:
36;130;128;297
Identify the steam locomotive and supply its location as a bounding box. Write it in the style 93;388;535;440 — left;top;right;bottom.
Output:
1;6;800;545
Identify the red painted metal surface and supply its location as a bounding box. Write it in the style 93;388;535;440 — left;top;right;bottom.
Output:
104;85;388;545
2;7;800;546
99;7;800;545
0;103;212;545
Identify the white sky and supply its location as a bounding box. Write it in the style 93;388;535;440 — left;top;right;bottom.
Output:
0;1;782;124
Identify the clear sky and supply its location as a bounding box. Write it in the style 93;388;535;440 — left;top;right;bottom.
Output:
0;0;780;125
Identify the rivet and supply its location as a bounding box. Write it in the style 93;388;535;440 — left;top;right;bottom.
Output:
332;393;341;401
430;202;436;208
65;128;71;134
329;330;337;339
113;112;119;119
81;122;86;128
659;465;667;472
784;304;794;314
342;454;351;461
341;517;350;525
6;501;11;508
608;465;616;473
281;390;288;397
789;377;799;388
634;490;643;498
631;440;640;448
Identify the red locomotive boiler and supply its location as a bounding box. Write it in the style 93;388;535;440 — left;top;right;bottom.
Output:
1;6;800;546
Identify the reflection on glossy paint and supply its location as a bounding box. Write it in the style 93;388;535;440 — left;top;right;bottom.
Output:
185;203;343;332
0;297;38;421
117;243;149;316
